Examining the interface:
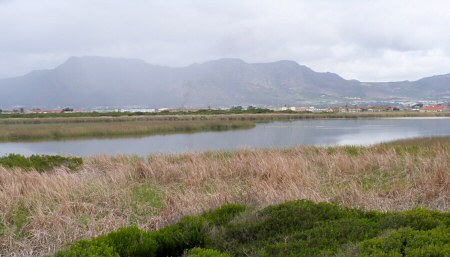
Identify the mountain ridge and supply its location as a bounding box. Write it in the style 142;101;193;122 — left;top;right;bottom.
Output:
0;56;449;108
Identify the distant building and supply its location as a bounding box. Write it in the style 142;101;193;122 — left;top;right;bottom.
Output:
27;109;64;114
158;107;210;113
420;104;445;112
332;106;397;113
117;108;156;113
290;106;313;112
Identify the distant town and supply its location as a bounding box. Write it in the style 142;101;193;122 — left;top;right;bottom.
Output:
1;102;449;115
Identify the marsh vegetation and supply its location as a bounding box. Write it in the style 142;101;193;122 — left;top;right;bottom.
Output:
53;200;450;256
1;112;450;143
1;137;449;255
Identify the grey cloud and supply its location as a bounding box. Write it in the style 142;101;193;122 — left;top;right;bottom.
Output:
1;0;450;81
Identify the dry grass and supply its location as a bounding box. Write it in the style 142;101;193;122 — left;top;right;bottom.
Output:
1;138;449;256
0;119;255;142
1;112;450;142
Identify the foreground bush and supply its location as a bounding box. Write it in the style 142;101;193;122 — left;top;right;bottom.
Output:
52;200;449;257
185;248;231;257
0;154;82;172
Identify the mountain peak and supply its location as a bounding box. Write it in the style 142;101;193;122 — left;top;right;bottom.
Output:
59;56;147;66
203;58;247;65
272;60;300;66
55;56;151;72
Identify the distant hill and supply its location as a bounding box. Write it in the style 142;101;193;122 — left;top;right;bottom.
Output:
0;56;449;108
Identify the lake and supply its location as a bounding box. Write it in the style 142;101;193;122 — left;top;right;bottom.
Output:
1;117;450;156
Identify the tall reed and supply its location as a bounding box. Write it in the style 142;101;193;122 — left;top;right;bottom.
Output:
0;138;449;256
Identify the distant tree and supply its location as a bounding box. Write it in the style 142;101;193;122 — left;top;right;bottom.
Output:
62;107;74;112
230;106;243;111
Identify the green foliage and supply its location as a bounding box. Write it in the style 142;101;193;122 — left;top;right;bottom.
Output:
379;207;449;231
201;204;247;226
0;154;82;172
357;226;450;256
97;227;158;257
185;247;231;257
53;201;450;257
394;145;420;155
129;184;164;225
344;145;362;156
54;227;157;257
54;240;119;257
10;200;30;238
153;216;209;257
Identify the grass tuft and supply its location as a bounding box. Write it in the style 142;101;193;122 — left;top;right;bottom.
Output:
0;154;83;172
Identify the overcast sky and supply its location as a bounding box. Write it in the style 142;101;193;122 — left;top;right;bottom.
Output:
1;0;450;81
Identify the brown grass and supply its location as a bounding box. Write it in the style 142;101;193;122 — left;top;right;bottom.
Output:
2;112;449;142
0;119;255;142
1;138;449;256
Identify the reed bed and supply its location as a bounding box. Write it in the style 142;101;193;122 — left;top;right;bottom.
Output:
2;111;449;142
0;138;449;256
1;110;450;124
0;119;255;142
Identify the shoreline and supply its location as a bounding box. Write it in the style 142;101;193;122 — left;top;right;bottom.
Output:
1;112;450;143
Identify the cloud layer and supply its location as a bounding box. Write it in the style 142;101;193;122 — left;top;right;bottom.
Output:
1;0;450;81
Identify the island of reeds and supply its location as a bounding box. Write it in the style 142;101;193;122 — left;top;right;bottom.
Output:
0;137;449;256
1;111;450;142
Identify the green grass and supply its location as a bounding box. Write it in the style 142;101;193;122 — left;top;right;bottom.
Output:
11;200;30;238
129;184;163;224
52;200;450;257
0;154;83;172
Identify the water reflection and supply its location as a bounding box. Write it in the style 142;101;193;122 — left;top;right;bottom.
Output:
1;118;450;156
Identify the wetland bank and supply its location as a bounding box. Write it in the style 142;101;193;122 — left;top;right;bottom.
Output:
1;113;450;256
2;113;450;156
1;136;450;255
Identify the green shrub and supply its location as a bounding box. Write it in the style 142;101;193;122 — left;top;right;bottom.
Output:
96;227;157;257
0;154;82;172
380;207;449;231
55;227;157;257
153;216;209;257
185;247;231;257
208;200;449;256
201;204;247;226
54;240;119;257
52;201;450;257
357;226;450;256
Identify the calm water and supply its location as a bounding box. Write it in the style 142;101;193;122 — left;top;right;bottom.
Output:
1;118;450;156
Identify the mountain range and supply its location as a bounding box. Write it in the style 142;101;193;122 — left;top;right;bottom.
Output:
0;56;449;108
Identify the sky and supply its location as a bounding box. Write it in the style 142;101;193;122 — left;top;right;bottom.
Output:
1;0;450;81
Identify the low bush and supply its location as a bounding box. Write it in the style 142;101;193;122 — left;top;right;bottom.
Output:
53;240;119;257
53;205;246;257
0;154;82;172
152;216;209;257
185;247;231;257
54;227;157;257
357;226;450;256
52;200;450;257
